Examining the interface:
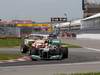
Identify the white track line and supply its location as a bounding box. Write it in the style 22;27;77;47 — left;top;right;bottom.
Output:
84;47;100;52
43;61;100;66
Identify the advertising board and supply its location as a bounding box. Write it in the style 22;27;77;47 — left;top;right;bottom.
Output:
16;24;53;36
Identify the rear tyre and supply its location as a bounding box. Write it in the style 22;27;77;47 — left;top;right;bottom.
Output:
61;47;68;58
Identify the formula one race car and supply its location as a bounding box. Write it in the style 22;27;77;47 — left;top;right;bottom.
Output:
20;34;68;60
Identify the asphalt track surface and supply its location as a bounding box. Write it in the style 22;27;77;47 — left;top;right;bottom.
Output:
0;39;100;75
61;38;100;49
0;47;100;67
1;62;100;75
0;38;100;67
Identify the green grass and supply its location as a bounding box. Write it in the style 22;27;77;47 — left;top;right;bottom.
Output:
0;38;81;48
56;72;100;75
0;53;23;60
0;38;21;47
61;43;81;48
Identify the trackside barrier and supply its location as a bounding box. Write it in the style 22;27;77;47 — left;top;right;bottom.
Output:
59;32;76;39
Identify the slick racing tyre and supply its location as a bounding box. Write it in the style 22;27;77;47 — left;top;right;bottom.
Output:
20;45;29;54
61;47;68;58
29;47;38;55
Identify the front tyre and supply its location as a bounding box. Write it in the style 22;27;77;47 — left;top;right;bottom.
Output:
29;47;37;55
20;45;29;54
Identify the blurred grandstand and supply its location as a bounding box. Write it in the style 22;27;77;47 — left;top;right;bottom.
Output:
82;0;100;18
0;19;33;38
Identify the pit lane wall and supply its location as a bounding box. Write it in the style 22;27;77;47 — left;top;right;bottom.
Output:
80;13;100;34
77;13;100;40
